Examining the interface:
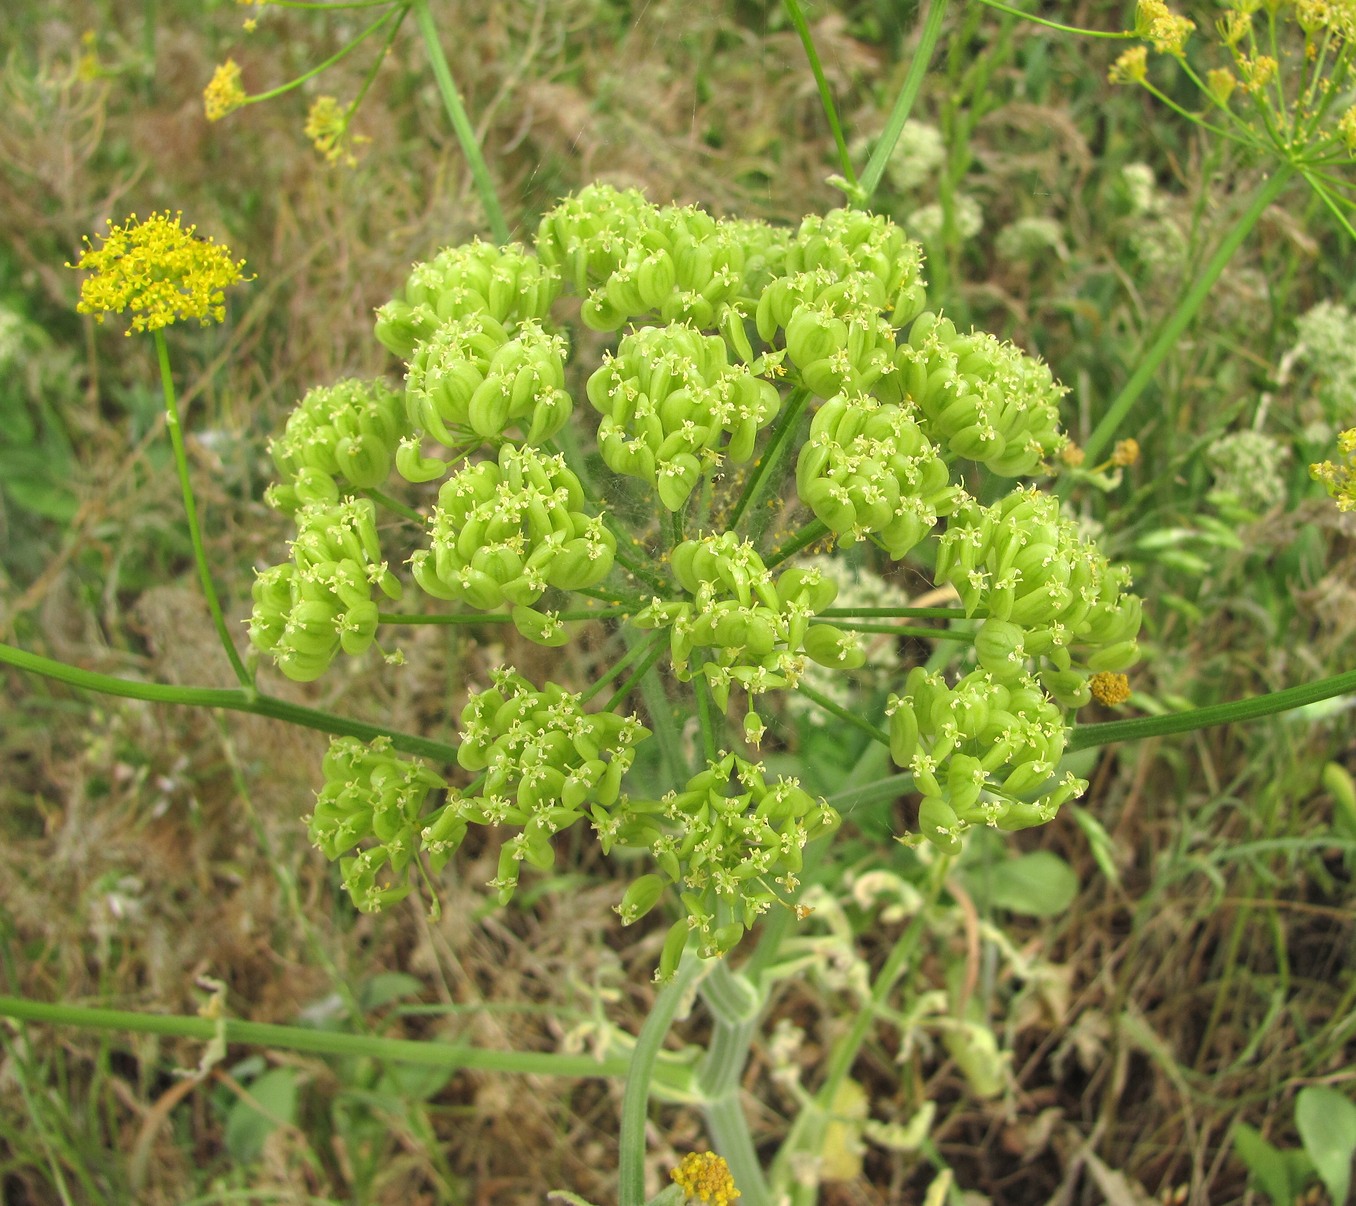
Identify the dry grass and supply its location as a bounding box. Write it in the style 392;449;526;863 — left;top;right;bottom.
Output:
2;2;1355;1204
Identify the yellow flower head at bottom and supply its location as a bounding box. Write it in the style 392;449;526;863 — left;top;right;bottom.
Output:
671;1151;740;1206
69;212;250;335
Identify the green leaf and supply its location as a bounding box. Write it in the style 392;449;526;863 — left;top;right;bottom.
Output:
1232;1122;1309;1205
358;971;424;1012
1296;1086;1356;1206
984;850;1079;917
1068;804;1121;888
224;1066;298;1164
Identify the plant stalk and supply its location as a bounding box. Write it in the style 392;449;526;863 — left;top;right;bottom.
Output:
154;331;252;689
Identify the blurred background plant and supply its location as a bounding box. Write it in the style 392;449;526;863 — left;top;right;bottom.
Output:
1;2;1354;1204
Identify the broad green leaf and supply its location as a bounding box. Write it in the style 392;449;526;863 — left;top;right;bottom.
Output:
1233;1122;1308;1205
1296;1086;1356;1206
985;850;1079;917
224;1066;298;1164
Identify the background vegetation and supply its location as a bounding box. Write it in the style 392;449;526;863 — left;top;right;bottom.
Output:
1;1;1353;1203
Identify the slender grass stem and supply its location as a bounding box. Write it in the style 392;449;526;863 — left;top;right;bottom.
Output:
0;995;629;1078
617;954;707;1206
782;0;858;190
411;0;510;243
153;331;251;689
1081;164;1296;463
859;0;952;205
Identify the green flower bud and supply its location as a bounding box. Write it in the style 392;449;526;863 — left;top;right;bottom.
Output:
616;873;667;925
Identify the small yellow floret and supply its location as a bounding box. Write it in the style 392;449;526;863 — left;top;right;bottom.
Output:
1207;68;1237;106
1136;0;1196;54
671;1151;741;1206
1110;46;1149;85
1339;105;1356;151
1111;438;1140;468
68;211;250;334
304;96;365;166
1089;672;1132;706
204;59;247;122
1310;427;1356;512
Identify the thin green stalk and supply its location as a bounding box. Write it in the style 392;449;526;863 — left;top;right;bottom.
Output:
620;628;687;783
821;606;970;620
0;995;629;1078
0;641;458;764
364;486;425;525
603;630;670;714
378;607;627;624
729;386;811;537
765;518;830;569
826;620;971;640
793;680;890;746
972;0;1131;39
241;7;400;107
617;954;707;1206
693;674;723;763
411;0;510;243
782;0;858;191
1070;667;1356;752
581;628;669;705
859;0;952;205
153;331;251;688
1081;164;1296;462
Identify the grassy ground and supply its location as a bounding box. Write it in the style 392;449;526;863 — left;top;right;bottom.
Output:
1;1;1354;1203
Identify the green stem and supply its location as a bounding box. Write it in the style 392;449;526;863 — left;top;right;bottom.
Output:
0;995;629;1078
1070;667;1356;752
241;7;400;107
793;680;890;746
153;331;251;688
581;628;668;705
364;487;425;525
821;606;970;620
765;519;830;569
730;386;811;538
858;0;952;206
378;607;627;625
826;620;971;640
617;954;707;1206
782;0;858;191
1081;164;1296;462
603;630;670;714
972;0;1131;38
411;0;510;243
0;641;458;764
695;962;770;1204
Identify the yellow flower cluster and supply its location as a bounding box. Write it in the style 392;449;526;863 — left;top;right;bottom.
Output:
1089;671;1133;706
204;59;246;122
670;1152;740;1206
68;212;249;334
304;96;364;166
1137;0;1196;55
1311;428;1356;512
